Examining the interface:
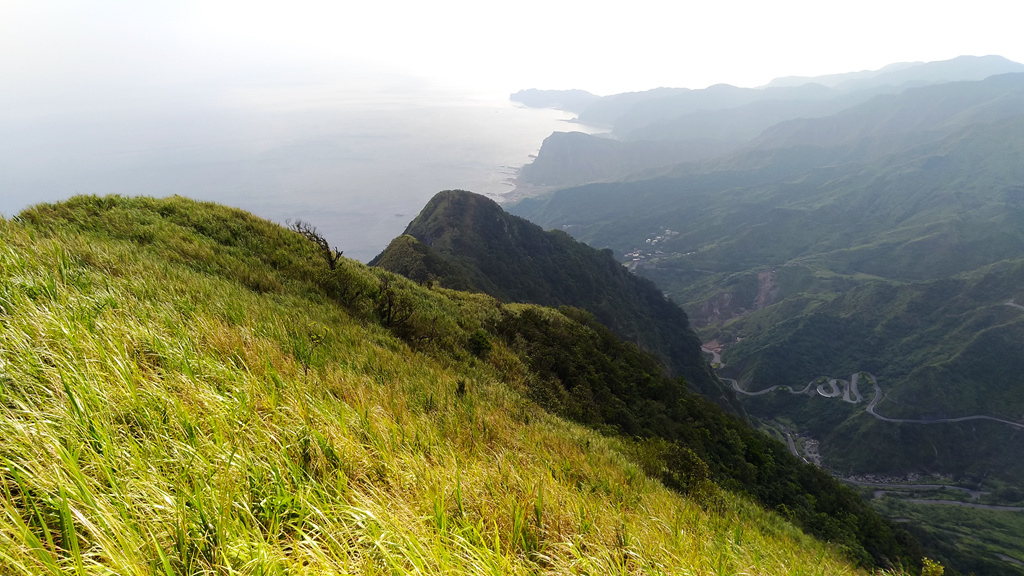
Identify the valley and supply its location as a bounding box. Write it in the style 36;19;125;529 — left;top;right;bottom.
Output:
512;69;1024;483
727;370;1024;430
719;359;1024;574
510;56;1024;575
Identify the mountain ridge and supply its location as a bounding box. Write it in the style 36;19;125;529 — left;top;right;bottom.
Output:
511;56;1024;193
370;189;741;413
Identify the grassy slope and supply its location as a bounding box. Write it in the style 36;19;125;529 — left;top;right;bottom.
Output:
0;196;895;575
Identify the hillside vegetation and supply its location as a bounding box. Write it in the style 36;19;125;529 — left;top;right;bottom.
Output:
513;56;1024;191
510;67;1024;575
511;74;1024;481
370;190;737;412
0;196;921;574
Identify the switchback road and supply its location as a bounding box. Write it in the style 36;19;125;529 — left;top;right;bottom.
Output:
726;372;1024;430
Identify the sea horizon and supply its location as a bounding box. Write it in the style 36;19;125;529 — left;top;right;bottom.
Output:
1;80;602;261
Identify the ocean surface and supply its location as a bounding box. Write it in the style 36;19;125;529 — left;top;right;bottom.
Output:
0;83;597;261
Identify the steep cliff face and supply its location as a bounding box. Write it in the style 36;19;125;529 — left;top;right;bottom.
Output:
372;190;742;414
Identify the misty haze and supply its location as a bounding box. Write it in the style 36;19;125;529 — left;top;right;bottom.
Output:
0;80;595;261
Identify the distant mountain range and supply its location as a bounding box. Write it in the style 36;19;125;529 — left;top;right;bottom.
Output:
509;88;600;113
512;55;1024;191
509;57;1024;575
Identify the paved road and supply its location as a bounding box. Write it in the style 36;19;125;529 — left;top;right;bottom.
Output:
817;378;841;398
700;346;722;365
997;553;1024;567
725;377;814;397
727;371;1024;431
906;499;1024;512
1006;299;1024;311
842;479;987;500
783;432;806;462
849;372;863;403
864;374;1024;430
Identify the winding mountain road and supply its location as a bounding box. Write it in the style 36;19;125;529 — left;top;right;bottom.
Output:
700;346;722;366
722;377;814;397
842;479;988;500
906;499;1024;512
712;298;1024;434
848;372;864;403
863;374;1024;430
725;371;1024;431
817;378;841;398
783;432;806;462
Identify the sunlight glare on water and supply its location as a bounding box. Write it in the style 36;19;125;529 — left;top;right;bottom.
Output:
0;82;601;261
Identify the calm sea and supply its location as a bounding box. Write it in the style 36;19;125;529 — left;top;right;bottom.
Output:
0;84;597;261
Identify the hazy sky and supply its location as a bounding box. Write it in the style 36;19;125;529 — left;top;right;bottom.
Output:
3;0;1022;101
3;1;1022;259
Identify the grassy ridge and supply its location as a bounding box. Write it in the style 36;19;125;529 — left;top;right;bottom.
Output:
0;196;906;574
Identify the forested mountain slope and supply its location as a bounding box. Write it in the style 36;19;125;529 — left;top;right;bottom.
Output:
370;190;738;411
509;74;1024;491
513;57;1024;191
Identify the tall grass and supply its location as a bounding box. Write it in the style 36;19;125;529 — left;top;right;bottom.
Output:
0;200;902;574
